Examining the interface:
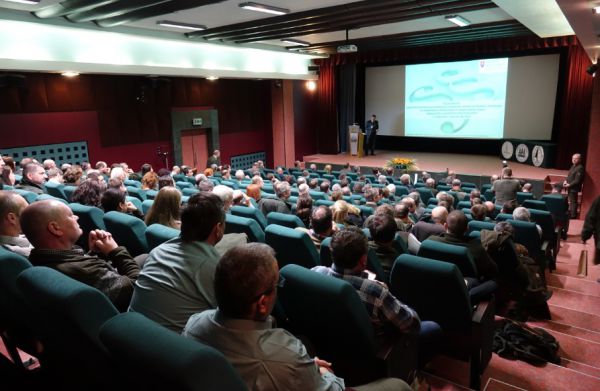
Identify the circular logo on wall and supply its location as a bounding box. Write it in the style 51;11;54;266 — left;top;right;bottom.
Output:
532;145;545;167
501;141;514;159
515;143;529;163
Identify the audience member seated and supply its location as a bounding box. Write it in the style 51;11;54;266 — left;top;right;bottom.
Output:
0;191;33;256
399;174;414;192
331;200;362;227
451;179;467;201
212;185;234;212
16;162;46;194
513;207;543;238
312;227;442;368
22;199;140;311
47;167;64;184
198;179;214;193
71;178;106;207
428;211;499;281
363;185;380;208
484;201;497;219
63;165;84;186
183;243;411;391
400;198;418;223
522;183;533;193
501;200;518;215
425;178;438;196
367;214;401;280
364;204;395;228
295;195;313;228
258;181;292;216
296;205;337;250
2;165;16;187
394;203;413;232
492;167;521;205
141;171;159;191
101;188;144;219
444;170;457;185
129;193;224;332
469;189;481;204
470;204;489;222
144;186;182;229
409;206;447;242
246;184;261;203
232;189;254;208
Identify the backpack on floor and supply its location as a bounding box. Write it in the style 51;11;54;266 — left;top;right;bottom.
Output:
493;319;560;365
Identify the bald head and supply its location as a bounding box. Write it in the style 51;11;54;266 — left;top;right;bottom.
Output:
445;210;468;235
20;200;82;249
0;192;29;236
431;206;448;225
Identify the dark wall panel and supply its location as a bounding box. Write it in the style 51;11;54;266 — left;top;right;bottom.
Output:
293;80;318;160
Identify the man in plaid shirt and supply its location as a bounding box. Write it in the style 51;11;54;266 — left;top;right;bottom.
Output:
312;227;442;367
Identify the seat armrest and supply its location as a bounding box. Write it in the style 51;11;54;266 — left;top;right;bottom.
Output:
472;296;495;370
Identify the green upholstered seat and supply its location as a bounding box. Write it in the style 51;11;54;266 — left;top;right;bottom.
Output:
225;214;265;243
103;211;148;256
266;211;305;229
100;312;247;391
265;224;319;269
145;224;180;250
69;203;106;251
418;239;478;278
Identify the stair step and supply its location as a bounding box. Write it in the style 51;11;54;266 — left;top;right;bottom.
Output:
547;274;600;297
546;288;600;316
533;327;600;375
483;378;527;391
528;315;600;344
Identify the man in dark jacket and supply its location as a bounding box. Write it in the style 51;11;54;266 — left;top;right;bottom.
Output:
582;195;600;269
21;200;140;311
15;162;46;195
564;153;584;219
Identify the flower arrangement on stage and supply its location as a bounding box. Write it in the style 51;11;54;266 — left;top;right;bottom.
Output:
385;157;417;171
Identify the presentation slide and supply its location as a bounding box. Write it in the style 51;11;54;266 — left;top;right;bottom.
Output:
365;54;560;141
404;58;508;138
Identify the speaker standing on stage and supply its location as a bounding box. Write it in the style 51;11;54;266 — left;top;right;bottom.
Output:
364;114;379;156
563;153;584;219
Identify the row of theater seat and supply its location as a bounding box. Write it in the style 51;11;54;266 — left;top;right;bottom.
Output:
0;248;247;391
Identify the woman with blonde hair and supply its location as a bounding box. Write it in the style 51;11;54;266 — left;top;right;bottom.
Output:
144;186;182;229
331;200;363;227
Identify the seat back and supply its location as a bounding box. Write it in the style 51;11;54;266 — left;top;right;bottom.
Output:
495;213;513;222
11;189;38;204
62;185;78;202
540;194;568;225
416;187;432;204
319;237;386;282
103;211;148;256
279;264;376;359
468;220;496;233
141;199;155;215
124;180;141;188
508;219;542;259
100;312;247;391
529;209;555;243
358;205;374;218
145;224;180;250
457;200;471;210
418;239;478;278
126;196;144;212
390;254;472;332
265;225;319;269
225;214;265;243
522;199;547;211
17;267;120;389
516;192;534;204
44;181;68;200
126;186;147;201
230;205;268;230
36;193;68;204
315;199;334;207
266;211;305;229
69;203;106;251
145;189;159;200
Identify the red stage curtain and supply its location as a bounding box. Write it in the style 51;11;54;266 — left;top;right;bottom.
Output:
316;61;338;154
314;35;592;167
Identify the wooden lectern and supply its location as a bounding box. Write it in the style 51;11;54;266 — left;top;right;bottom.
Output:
348;125;364;158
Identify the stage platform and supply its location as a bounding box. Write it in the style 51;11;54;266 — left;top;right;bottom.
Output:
303;150;568;181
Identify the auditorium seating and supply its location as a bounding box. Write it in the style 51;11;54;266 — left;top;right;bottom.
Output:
103;211;149;256
126;196;143;212
99;312;247;391
516;192;534;205
141;199;154;215
418;240;478;278
126;186;147;201
44;181;68;201
230;205;268;230
145;223;179;250
224;214;265;243
17;267;121;390
390;254;495;390
468;220;496;233
36;193;68;205
279;264;418;386
69;203;106;251
12;189;37;204
264;225;319;269
266;211;305;229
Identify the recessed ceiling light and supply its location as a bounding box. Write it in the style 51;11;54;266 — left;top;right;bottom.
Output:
445;15;470;27
5;0;40;4
206;76;219;81
61;71;80;77
306;80;316;91
157;20;207;31
239;2;289;16
281;39;310;47
593;6;600;14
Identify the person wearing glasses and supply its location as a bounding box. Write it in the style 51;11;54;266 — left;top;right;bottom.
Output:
183;243;410;391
